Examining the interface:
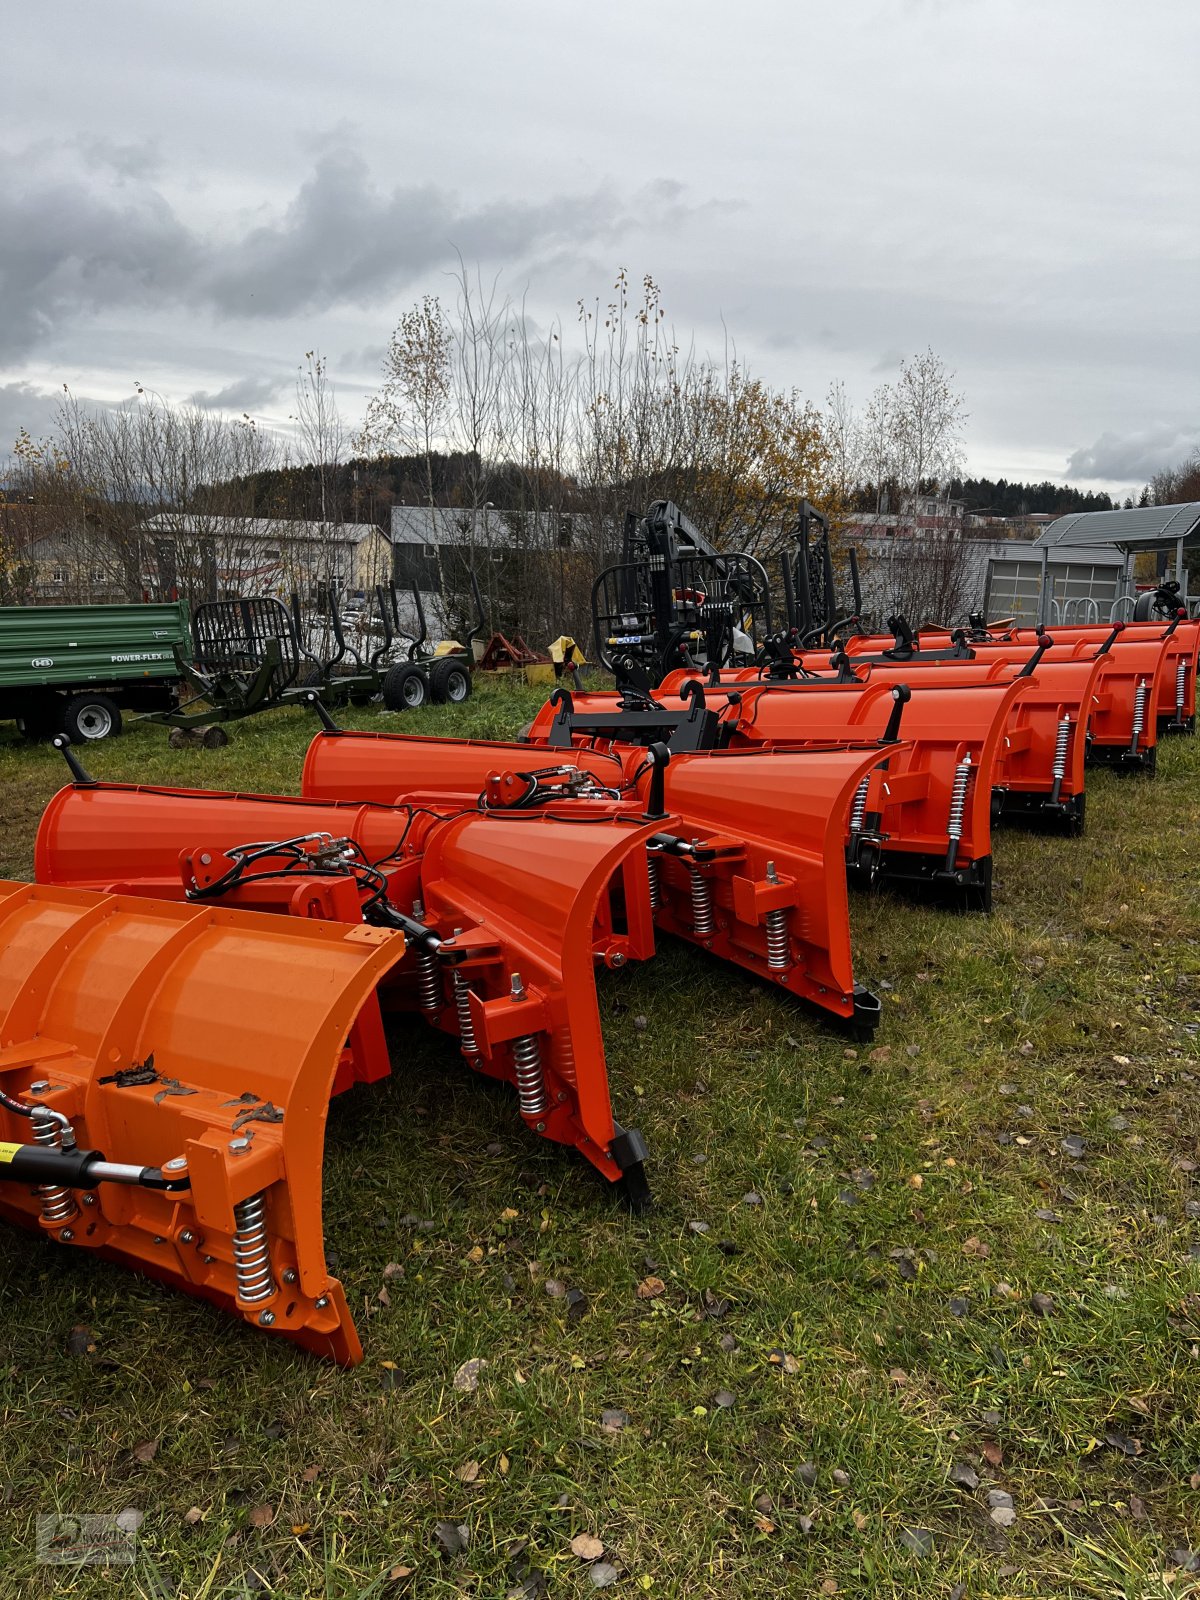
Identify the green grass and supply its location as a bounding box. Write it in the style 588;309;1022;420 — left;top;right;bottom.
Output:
0;681;1198;1598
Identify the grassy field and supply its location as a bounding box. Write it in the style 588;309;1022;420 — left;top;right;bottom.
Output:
0;681;1197;1599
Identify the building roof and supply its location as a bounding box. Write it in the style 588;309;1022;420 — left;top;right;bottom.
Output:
390;505;582;549
140;513;380;546
1036;502;1200;551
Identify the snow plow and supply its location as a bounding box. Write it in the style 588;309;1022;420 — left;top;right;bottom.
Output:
34;773;663;1207
0;879;407;1364
299;726;892;1034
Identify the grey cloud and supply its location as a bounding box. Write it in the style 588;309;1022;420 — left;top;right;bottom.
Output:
188;375;290;411
1066;424;1197;483
0;140;682;360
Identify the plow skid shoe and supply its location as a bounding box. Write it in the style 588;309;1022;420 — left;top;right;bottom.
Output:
0;881;407;1364
302;730;889;1030
413;811;663;1189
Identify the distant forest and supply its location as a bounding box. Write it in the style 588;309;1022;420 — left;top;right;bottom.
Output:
233;453;1117;531
946;477;1114;516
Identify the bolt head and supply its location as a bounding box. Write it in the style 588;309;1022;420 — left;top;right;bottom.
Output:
164;1156;188;1172
315;1295;330;1310
30;1080;50;1094
610;951;626;968
258;1310;276;1327
152;1235;165;1245
179;1229;194;1245
58;1227;74;1242
203;1255;215;1264
81;1193;97;1207
228;1137;251;1153
282;1268;298;1285
535;1121;546;1133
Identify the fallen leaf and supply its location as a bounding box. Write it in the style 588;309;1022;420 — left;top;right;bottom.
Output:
453;1358;489;1394
132;1440;159;1464
1105;1430;1143;1457
248;1504;275;1529
387;1566;414;1582
1030;1291;1056;1316
589;1562;619;1588
184;1506;203;1525
852;1509;868;1531
713;1388;736;1408
636;1276;666;1300
820;1581;838;1596
754;1516;776;1534
301;1464;319;1483
377;1286;391;1307
961;1236;989;1258
434;1521;469;1557
571;1534;605;1561
888;1367;908;1386
455;1461;481;1483
981;1441;1003;1467
291;1522;311;1536
600;1408;630;1434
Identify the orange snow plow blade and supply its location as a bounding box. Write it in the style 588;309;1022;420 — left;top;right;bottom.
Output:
302;728;893;1034
0;880;407;1364
34;781;662;1200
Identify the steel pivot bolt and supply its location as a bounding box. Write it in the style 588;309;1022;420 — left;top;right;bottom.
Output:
510;973;527;1001
30;1080;50;1094
258;1311;276;1327
165;1156;188;1172
282;1268;298;1285
59;1228;74;1242
766;860;780;885
228;1137;252;1154
81;1194;97;1207
315;1295;330;1309
179;1229;194;1245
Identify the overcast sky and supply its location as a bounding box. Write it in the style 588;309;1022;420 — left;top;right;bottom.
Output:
3;0;1197;498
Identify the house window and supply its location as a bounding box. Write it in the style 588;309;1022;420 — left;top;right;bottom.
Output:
235;546;252;559
264;549;281;561
52;566;66;583
491;548;504;563
90;568;103;581
424;545;437;559
557;518;573;549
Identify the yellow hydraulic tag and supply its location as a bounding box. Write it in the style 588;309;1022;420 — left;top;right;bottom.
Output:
0;1142;24;1165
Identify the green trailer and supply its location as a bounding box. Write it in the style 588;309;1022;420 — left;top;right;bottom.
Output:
0;601;189;741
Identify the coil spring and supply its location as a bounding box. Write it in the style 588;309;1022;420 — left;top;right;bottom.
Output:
454;972;480;1060
32;1108;77;1227
1176;659;1188;712
947;754;973;842
512;1033;548;1119
764;908;790;970
231;1192;276;1304
1131;677;1148;741
1052;715;1072;780
689;866;715;938
848;775;870;834
414;949;441;1017
646;852;661;910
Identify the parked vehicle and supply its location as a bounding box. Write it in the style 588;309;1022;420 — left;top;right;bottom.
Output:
0;602;189;741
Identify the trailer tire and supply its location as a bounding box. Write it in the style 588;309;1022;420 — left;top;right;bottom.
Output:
382;663;429;711
429;658;472;704
61;693;122;742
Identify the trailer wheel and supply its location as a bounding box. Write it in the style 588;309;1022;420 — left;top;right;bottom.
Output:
382;663;429;711
62;693;122;742
429;658;472;704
